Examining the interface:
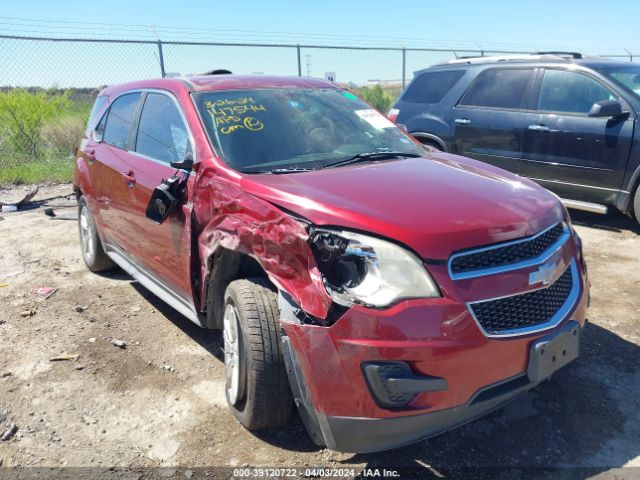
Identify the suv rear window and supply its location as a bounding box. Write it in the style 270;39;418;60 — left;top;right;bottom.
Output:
88;95;107;122
403;70;465;104
460;68;533;109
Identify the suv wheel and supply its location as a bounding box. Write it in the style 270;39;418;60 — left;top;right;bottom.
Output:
634;187;640;226
78;196;115;272
414;136;443;152
223;278;293;430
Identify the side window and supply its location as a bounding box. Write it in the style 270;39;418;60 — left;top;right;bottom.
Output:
103;93;141;149
94;112;107;142
88;95;107;122
402;70;465;104
537;69;617;114
460;69;534;109
135;93;191;163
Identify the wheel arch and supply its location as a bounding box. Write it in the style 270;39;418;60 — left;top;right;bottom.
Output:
410;131;448;152
204;248;270;329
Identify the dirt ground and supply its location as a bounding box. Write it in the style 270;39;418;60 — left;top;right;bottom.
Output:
1;184;639;479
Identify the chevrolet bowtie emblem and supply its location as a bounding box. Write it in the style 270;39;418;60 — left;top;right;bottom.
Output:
529;262;558;286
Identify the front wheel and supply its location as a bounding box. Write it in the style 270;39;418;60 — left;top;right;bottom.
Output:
415;137;443;152
223;278;293;430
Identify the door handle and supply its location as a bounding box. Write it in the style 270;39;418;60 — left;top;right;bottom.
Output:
86;149;96;164
454;118;471;125
528;124;550;132
122;171;136;186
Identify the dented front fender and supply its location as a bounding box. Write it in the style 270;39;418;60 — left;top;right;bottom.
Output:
194;168;332;320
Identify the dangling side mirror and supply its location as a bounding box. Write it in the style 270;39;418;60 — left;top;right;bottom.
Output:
145;175;184;224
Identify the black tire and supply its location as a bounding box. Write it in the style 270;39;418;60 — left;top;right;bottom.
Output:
634;187;640;226
78;196;115;273
416;137;443;152
223;277;293;430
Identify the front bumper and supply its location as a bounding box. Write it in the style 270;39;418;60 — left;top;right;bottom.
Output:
279;248;589;453
318;374;534;453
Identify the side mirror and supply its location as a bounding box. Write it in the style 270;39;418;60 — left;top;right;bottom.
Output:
145;176;183;224
588;100;623;118
170;152;194;171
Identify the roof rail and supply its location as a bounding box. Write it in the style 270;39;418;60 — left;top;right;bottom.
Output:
199;69;233;75
436;52;588;67
440;54;551;65
536;51;582;59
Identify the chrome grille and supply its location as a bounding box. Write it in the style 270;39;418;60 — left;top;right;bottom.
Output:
449;223;566;279
468;262;577;336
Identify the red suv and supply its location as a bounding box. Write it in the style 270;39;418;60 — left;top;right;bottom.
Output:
74;75;589;453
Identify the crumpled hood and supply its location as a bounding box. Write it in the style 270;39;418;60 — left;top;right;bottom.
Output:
239;153;564;259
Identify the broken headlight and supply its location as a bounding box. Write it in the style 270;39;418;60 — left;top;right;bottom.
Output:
310;229;440;308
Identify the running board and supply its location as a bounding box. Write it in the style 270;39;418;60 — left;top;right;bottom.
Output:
104;247;203;326
560;198;608;215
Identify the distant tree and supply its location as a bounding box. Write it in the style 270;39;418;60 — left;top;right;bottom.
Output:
354;84;393;113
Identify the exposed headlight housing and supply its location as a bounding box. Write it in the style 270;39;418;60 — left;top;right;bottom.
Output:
310;229;440;308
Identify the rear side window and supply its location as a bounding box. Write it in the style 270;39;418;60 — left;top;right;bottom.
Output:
103;93;141;149
460;69;533;109
88;95;107;122
403;70;465;104
537;69;616;114
135;93;191;163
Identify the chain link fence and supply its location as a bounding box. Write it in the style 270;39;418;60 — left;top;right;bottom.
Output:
0;33;638;183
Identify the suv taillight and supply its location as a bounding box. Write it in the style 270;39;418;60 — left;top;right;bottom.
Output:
387;108;399;123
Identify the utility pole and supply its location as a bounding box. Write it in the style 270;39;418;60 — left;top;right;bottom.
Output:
305;54;311;76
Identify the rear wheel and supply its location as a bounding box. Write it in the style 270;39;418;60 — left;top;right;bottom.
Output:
78;196;115;272
223;278;293;430
634;187;640;226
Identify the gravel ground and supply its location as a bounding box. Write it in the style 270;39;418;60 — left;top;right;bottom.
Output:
0;184;639;479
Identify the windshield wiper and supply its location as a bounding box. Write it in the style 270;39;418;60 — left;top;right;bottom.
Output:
242;167;314;174
321;151;422;169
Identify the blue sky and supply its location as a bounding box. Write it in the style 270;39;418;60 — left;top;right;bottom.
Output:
1;0;638;87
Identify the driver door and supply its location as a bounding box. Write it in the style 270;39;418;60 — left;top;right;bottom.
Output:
126;91;196;300
520;68;634;201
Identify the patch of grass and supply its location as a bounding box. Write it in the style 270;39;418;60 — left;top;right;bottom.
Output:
0;157;74;184
0;88;92;185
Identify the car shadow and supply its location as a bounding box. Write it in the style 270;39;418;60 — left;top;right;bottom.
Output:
126;279;640;472
342;322;640;476
569;209;639;234
128;280;322;452
129;282;223;360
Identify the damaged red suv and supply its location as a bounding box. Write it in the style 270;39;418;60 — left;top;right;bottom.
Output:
74;74;589;452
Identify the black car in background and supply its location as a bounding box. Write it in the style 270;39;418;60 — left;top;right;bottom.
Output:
389;53;640;224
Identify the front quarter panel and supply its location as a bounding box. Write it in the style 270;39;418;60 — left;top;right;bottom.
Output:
194;167;332;319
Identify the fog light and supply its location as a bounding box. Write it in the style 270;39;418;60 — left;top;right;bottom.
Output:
362;362;447;409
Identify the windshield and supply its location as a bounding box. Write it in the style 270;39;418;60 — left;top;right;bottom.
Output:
193;88;424;173
598;65;640;99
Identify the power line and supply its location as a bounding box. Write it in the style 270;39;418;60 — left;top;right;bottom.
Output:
0;15;547;50
0;16;633;54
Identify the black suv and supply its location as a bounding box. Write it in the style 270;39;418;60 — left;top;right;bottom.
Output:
390;53;640;223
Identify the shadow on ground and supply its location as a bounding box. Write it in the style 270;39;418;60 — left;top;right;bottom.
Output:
571;209;639;235
130;279;640;474
343;322;640;477
117;209;640;475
